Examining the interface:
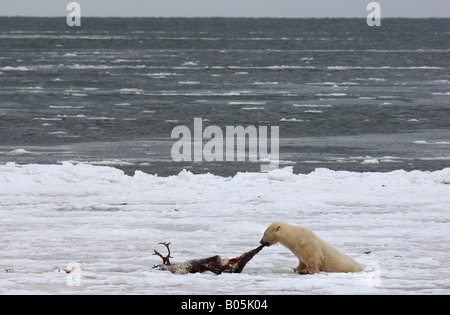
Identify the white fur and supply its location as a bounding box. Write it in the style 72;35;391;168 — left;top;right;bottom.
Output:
261;222;363;274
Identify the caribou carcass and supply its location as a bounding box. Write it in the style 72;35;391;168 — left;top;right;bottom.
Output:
152;242;265;275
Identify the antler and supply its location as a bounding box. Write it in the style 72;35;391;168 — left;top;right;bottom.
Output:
153;242;173;266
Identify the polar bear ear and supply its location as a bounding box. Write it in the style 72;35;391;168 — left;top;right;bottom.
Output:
272;225;281;232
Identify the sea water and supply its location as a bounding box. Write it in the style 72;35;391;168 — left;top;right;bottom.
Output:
0;17;449;176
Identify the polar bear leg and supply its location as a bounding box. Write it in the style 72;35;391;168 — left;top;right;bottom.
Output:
295;245;323;274
293;261;306;272
297;264;320;275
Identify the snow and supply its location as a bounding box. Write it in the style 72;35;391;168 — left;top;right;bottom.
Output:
5;149;33;156
1;163;449;295
361;158;380;164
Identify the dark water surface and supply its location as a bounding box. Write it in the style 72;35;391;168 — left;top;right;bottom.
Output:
0;17;449;175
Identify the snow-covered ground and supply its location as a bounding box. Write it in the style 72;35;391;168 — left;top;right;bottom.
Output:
1;162;449;294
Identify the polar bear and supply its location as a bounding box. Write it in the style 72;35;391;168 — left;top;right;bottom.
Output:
260;222;363;274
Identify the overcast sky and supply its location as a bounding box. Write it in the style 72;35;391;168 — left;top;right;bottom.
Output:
0;0;449;18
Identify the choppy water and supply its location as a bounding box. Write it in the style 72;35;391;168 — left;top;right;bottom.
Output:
0;17;449;175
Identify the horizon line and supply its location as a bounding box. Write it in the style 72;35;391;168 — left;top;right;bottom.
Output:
1;15;449;19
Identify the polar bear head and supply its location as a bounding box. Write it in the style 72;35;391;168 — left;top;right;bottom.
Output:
260;222;282;247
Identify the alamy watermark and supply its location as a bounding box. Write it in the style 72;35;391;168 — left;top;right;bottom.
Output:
65;262;82;286
171;118;280;172
66;2;81;27
367;2;381;27
366;262;382;287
